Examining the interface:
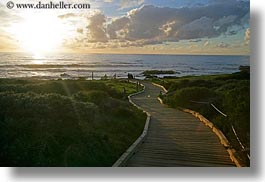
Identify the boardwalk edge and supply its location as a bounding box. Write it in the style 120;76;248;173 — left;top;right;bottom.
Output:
153;82;243;167
181;108;243;167
112;83;151;167
152;82;168;92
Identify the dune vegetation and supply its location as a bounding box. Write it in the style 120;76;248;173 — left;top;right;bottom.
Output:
154;71;250;166
0;79;146;167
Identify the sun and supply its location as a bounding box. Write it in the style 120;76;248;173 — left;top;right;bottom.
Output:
9;12;65;55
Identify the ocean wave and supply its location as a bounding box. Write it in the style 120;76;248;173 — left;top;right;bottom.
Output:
0;53;250;79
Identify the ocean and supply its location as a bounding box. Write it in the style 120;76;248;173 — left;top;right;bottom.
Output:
0;52;250;79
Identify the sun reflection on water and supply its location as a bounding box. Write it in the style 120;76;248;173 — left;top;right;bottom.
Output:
32;53;45;64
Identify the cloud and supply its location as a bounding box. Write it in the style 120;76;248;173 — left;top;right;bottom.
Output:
77;28;83;34
245;28;250;45
214;15;237;28
108;1;248;45
189;39;202;43
177;16;216;40
0;31;18;51
0;6;8;17
107;16;130;39
70;0;249;49
120;0;144;9
0;3;24;50
217;42;229;48
204;41;210;47
58;13;78;19
86;12;108;42
0;3;22;27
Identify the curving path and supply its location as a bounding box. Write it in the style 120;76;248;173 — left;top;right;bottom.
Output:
125;82;235;167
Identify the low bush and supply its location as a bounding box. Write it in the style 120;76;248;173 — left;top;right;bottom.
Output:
0;79;146;166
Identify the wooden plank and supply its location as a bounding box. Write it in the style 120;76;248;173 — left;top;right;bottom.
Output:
121;82;236;167
126;157;234;167
130;156;234;166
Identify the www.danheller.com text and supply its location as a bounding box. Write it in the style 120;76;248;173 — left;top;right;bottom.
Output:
6;1;91;9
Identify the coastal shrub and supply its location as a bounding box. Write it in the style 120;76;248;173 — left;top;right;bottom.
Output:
167;79;222;92
221;83;250;144
73;90;109;105
214;71;250;81
166;87;217;108
0;79;146;166
0;92;99;166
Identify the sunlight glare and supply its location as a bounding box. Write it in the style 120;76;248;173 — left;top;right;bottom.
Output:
10;13;64;55
32;52;45;64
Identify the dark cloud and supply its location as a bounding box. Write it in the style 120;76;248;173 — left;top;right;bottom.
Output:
228;30;237;35
79;0;249;48
177;16;216;39
107;16;130;39
86;12;108;42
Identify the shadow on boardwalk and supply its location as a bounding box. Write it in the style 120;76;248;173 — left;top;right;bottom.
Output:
125;82;235;167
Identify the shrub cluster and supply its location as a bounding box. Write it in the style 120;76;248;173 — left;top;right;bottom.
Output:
0;79;145;166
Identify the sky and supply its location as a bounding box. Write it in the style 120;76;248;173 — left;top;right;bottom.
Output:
0;0;250;55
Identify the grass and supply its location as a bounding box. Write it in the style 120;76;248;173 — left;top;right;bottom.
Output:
102;79;143;96
155;71;250;166
0;78;146;167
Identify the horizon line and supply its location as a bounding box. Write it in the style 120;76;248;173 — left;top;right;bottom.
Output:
0;51;250;57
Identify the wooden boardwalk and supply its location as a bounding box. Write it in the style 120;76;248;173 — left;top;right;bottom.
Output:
125;82;235;167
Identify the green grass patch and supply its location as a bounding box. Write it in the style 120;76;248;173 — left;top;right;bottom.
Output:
0;79;146;167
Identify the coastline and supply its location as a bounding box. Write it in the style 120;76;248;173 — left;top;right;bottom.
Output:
0;53;250;80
